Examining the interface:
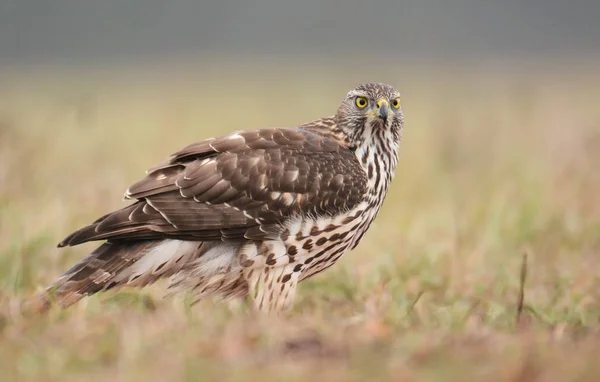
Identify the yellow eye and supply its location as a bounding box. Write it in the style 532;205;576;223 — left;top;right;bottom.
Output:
355;97;368;109
391;98;401;109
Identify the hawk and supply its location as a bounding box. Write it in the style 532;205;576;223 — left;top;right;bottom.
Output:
38;82;404;313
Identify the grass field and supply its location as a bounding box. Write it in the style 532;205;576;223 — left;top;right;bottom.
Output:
1;61;600;381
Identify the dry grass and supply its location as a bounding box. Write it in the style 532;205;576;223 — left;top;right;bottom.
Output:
1;61;600;381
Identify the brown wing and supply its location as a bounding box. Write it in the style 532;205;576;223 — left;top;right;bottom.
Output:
58;126;367;247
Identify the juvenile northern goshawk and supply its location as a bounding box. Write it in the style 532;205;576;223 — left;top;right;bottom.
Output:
40;82;404;312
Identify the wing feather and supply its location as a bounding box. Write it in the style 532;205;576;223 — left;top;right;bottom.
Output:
58;126;367;247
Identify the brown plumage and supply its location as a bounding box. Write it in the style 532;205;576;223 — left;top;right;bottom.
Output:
60;127;366;246
35;82;404;313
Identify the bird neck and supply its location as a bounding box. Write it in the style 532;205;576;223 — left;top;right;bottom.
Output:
354;123;401;201
301;115;401;198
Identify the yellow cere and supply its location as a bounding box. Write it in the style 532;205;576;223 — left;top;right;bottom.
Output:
376;99;390;109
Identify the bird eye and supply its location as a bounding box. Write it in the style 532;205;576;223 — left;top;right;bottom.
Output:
391;98;401;109
355;97;368;109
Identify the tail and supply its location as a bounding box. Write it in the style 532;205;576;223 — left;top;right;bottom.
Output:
30;239;202;312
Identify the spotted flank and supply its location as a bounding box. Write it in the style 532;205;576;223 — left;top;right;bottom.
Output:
36;82;404;313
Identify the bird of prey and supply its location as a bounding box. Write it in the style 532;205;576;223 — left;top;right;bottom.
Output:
39;82;404;313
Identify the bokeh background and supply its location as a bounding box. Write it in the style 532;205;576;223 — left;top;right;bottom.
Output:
1;2;600;381
2;1;600;65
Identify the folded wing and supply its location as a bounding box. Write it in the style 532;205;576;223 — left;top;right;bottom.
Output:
58;127;367;247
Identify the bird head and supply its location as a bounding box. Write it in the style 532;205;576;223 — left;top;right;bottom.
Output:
335;82;403;147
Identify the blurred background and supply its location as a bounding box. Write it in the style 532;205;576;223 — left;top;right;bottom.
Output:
2;1;600;65
1;2;600;381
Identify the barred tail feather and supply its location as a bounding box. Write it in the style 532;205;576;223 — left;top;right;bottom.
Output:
32;239;202;312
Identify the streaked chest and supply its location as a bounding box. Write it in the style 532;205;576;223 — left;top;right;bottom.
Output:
279;201;371;280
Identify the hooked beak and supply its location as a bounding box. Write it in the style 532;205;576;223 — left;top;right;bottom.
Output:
376;99;389;122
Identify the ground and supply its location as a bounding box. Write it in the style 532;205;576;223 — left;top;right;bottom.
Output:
1;62;599;381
